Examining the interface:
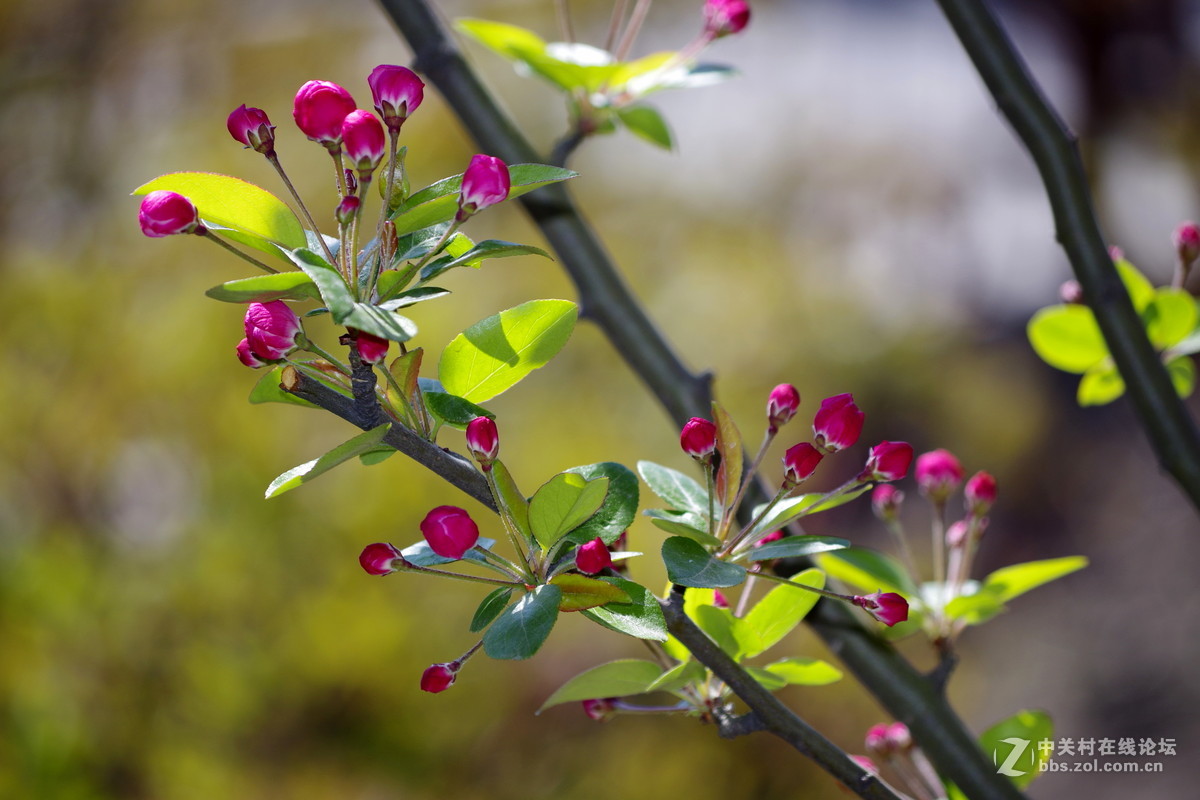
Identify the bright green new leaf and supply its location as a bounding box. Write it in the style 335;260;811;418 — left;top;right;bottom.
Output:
646;660;707;694
564;462;639;545
712;402;742;509
491;461;532;542
692;605;740;658
982;556;1088;604
439;299;578;403
529;473;609;549
205;272;320;304
581;577;668;641
422;391;494;430
358;448;395;466
470;587;514;632
643;509;720;546
978;710;1054;790
739;568;824;657
483;584;562;660
419;240;551;284
537;659;664;713
1115;258;1155;311
760;657;843;687
815;548;919;596
550;573;631;612
618;106;673;150
264;424;390;498
248;366;320;408
378;286;452;311
1077;361;1124;406
1143;289;1198;349
1166;355;1196;398
637;461;708;515
740;536;851;563
943;589;1007;625
1027;305;1108;373
661;536;747;588
284;247;418;342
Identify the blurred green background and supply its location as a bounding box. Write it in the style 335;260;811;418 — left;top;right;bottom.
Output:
2;0;1199;797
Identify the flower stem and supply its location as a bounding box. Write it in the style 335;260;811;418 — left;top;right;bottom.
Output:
402;560;524;588
265;152;338;266
297;337;351;376
200;230;279;273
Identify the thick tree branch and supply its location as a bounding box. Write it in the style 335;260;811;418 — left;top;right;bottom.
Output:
934;0;1200;511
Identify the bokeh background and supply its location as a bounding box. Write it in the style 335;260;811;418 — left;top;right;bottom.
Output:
2;0;1198;797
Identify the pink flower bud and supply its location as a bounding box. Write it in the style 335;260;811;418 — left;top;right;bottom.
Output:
755;530;784;547
359;542;405;575
712;590;730;609
582;698;616;721
964;470;997;516
680;417;718;462
915;449;963;500
235;338;268;369
864;723;891;756
1108;245;1124;262
945;520;970;548
812;393;864;453
226;104;275;154
886;722;912;751
456;154;510;221
419;505;480;560
871;484;904;521
465;416;499;468
351;330;388;364
703;0;751;39
782;442;823;488
243;300;302;361
420;662;458;693
293;80;356;145
852;591;909;627
1059;279;1084;304
575;537;613;575
138;190;202;238
1174;221;1200;266
335;195;360;226
862;441;914;482
368;64;425;130
341;109;386;173
767;383;801;431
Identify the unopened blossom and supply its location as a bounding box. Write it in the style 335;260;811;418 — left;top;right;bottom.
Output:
226;105;275;154
235;338;268;369
456;154;510;221
465;416;499;469
915;449;963;501
812;393;864;453
782;442;823;488
871;484;904;521
368;64;425;130
703;0;751;39
293;80;356;145
852;591;909;627
341;109;386;173
582;698;616;721
420;505;480;560
138;190;201;237
1174;221;1200;266
243;301;302;361
767;383;801;432
420;662;458;693
861;441;914;482
575;537;612;575
359;542;405;575
680;417;718;462
964;471;997;516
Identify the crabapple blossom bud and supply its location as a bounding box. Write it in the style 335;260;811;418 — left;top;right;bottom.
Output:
767;383;801;431
335;195;360;226
456;154;510;222
852;591;909;626
755;530;784;547
864;724;891;756
782;442;823;488
886;722;912;752
293;80;356;145
945;520;970;548
138;190;202;237
1174;221;1200;266
243;300;302;361
235;338;268;369
871;484;904;521
226;104;275;154
1108;245;1124;262
1059;279;1084;304
359;542;405;575
862;441;914;482
368;64;425;130
812;393;864;453
576;537;612;575
703;0;751;39
964;470;997;516
915;449;963;501
582;698;616;721
713;590;730;609
465;416;499;469
420;662;457;693
354;330;389;364
420;505;480;560
341;109;386;173
680;417;718;462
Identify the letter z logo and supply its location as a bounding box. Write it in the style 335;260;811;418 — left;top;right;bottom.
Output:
993;737;1031;777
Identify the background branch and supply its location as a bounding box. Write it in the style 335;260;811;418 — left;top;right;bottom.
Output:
934;0;1200;511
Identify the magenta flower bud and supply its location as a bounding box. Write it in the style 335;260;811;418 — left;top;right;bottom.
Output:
456;154;510;222
359;542;405;575
964;470;997;516
335;195;360;226
341;109;386;173
243;300;302;361
235;338;268;369
576;537;613;575
1059;279;1084;304
582;698;616;721
420;662;458;693
862;441;914;482
755;530;784;547
1174;221;1200;266
138;190;202;238
812;393;864;453
945;519;970;548
293;80;356;145
368;64;425;130
680;417;718;462
712;590;730;609
226;104;275;154
886;722;913;752
465;416;499;469
864;723;891;756
852;591;909;627
703;0;751;39
767;383;801;432
871;484;904;521
354;330;389;365
782;442;823;488
915;448;964;501
419;505;480;560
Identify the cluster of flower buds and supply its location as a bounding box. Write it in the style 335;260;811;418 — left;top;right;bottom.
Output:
237;301;303;367
860;722;945;798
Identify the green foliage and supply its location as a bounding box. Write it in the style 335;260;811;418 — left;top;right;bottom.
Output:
422;391;494;430
564;462;640;545
739;536;851;563
286;248;418;343
264;424;390;498
944;557;1089;625
205;272;321;304
946;710;1054;797
816;548;920;596
528;472;609;549
661;536;747;588
247;365;322;408
490;461;533;541
637;460;709;516
738;570;825;657
580;577;668;642
470;587;514;632
550;573;631;612
538;659;665;712
712;402;743;511
483;584;562;660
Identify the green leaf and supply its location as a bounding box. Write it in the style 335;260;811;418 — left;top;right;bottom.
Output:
1115;258;1155;311
1167;326;1200;357
815;548;919;596
1077;361;1124;406
738;569;825;657
439;299;578;403
391;164;578;237
581;577;668;641
491;460;532;542
205;272;320;304
470;587;514;632
1166;355;1196;398
643;509;720;546
399;537;497;568
982;556;1088;603
134;172;306;256
550;573;631;612
247;365;320;408
284;247;418;342
423;391;494;430
661;537;747;588
419;240;551;284
264;424;390;498
1027;305;1108;373
482;584;562;660
637;461;708;514
1143;289;1198;349
358;448;395;466
617;105;673;149
740;536;851;562
943;589;1007;625
537;659;664;712
978;710;1054;789
712;402;742;509
564;462;640;545
692;605;740;658
645;660;707;694
745;488;872;542
378;286;451;311
529;473;609;549
760;657;843;687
